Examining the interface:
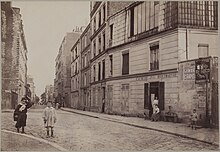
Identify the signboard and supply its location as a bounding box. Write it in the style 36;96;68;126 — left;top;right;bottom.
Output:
136;73;177;81
183;62;195;80
195;58;210;83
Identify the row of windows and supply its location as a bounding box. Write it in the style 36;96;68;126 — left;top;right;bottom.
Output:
93;31;105;58
82;52;90;69
107;1;217;46
91;42;210;81
130;2;159;37
71;77;79;90
92;4;106;34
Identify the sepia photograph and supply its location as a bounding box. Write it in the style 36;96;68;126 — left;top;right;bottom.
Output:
1;1;219;151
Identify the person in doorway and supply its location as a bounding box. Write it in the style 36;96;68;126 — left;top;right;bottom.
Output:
190;109;198;130
42;101;57;137
152;97;159;114
14;97;32;133
151;104;160;121
102;98;105;113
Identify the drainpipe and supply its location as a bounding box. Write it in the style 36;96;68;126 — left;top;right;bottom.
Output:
186;29;189;60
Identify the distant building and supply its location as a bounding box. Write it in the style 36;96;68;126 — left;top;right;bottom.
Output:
27;75;35;102
45;85;54;103
1;2;28;109
80;24;91;110
54;32;81;107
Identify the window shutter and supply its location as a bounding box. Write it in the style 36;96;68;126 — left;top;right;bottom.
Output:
144;83;149;109
159;82;165;110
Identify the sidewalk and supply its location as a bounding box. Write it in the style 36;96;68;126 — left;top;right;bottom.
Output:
1;130;66;151
61;107;219;146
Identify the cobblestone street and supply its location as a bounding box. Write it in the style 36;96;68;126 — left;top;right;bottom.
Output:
2;110;219;151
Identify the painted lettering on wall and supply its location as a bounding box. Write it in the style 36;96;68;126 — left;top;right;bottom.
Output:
136;73;177;81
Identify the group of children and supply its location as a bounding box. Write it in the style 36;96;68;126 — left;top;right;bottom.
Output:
14;99;57;138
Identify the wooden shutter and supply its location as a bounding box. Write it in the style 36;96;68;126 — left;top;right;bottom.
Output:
144;83;149;109
159;82;165;110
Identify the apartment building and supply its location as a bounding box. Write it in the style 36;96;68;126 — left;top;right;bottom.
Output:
90;1;133;112
104;1;218;125
80;24;91;110
70;39;81;109
55;32;81;107
1;2;28;109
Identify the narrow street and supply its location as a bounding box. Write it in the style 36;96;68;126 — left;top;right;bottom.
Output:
2;109;218;151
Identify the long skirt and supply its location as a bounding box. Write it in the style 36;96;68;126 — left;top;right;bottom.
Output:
151;113;160;121
15;113;27;128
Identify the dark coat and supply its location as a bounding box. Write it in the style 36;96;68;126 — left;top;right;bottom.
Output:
14;102;32;128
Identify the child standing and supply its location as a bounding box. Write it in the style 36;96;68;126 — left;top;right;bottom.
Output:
190;109;198;130
42;101;57;137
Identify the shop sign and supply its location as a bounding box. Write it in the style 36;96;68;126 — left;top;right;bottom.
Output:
195;58;210;83
136;73;177;81
183;62;195;80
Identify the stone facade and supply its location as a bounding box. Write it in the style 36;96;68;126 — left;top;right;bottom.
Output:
1;2;28;109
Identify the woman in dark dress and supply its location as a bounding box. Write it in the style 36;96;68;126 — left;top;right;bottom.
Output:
14;97;32;133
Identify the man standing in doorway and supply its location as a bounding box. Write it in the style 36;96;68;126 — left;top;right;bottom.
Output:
102;98;105;113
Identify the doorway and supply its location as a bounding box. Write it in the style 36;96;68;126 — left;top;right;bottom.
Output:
149;82;159;117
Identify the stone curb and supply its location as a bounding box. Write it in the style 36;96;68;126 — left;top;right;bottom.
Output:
2;129;68;151
61;108;219;147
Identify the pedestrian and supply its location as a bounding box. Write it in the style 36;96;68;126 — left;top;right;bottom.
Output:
102;98;105;113
14;97;32;133
152;96;159;114
190;109;198;130
151;104;160;121
42;101;57;138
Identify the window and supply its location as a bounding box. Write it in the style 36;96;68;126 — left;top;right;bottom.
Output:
98;62;101;81
130;2;159;37
150;44;159;71
93;65;96;82
76;77;78;89
85;34;87;47
109;55;113;76
75;62;78;73
198;44;209;58
178;1;218;28
122;52;129;75
103;32;105;50
93;40;96;58
84;73;87;86
130;7;134;36
102;60;105;79
93;18;96;33
98;36;101;53
99;11;101;27
103;5;106;22
85;54;87;67
110;24;113;40
75;47;77;59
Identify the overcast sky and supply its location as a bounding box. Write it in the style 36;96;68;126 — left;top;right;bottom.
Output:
12;1;90;96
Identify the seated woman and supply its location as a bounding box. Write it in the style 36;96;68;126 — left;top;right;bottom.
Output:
151;104;160;122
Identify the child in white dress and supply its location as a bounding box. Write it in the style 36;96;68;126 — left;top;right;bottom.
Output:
42;101;57;137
